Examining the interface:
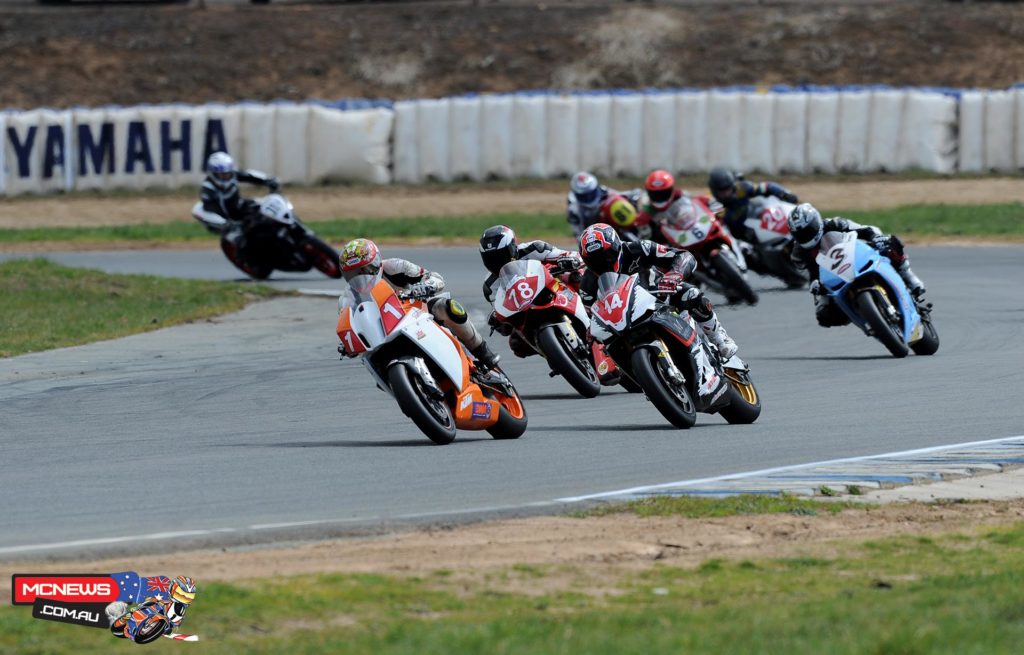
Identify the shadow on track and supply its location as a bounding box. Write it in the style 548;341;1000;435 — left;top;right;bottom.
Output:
535;424;679;432
753;355;893;361
220;438;493;448
520;390;629;401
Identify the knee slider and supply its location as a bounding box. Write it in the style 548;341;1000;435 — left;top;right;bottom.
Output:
446;299;468;324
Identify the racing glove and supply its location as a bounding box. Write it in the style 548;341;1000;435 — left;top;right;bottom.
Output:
871;234;892;255
809;279;823;296
780;191;799;204
267;176;281;193
658;272;687;293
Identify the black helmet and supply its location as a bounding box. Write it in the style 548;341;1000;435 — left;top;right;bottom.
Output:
579;223;622;274
708;167;736;200
479;225;518;273
788;203;824;248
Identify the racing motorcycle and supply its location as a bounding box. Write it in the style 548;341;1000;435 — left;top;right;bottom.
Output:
590;272;761;428
653;195;759;305
192;195;342;280
109;601;172;645
488;258;614;398
741;196;808;288
815;231;939;358
337;275;528;445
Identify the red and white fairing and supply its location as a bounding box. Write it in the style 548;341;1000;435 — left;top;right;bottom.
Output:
492;259;589;326
656;195;748;269
590;274;657;342
744;196;796;245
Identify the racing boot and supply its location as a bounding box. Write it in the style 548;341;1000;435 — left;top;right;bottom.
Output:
698;316;738;360
471;340;501;370
897;261;926;299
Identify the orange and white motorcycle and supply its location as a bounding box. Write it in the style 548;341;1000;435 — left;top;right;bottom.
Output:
336;277;528;445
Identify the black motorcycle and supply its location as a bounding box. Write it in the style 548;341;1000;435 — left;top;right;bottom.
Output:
219;194;341;280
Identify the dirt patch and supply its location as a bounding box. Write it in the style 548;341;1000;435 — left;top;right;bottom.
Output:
5;3;1024;109
2;178;1023;230
3;500;1022;598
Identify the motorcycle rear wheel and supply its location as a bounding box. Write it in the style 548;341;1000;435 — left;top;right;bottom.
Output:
630;349;697;429
537;325;601;398
718;368;762;424
711;251;758;305
388;365;457;445
856;290;909;358
484;380;528;440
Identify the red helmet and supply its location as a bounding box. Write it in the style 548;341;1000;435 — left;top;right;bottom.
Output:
579;223;622;274
645;169;676;211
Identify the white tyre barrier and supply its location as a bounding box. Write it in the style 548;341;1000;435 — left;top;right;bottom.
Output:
610;93;644;176
511;95;547;178
866;90;904;172
806;92;839;173
740;92;774;173
642;92;677;172
480;95;514;180
706;91;743;171
449;96;482;181
773;92;807;173
674;91;708;173
577;94;612;175
546;95;579;178
836;90;871;173
959;91;985;173
898;92;957;174
983;90;1015;171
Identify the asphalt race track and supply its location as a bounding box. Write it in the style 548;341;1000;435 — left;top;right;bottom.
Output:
1;246;1022;557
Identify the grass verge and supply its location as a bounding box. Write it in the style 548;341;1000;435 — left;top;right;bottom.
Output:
0;203;1021;247
2;499;1023;654
579;493;866;518
0;259;282;357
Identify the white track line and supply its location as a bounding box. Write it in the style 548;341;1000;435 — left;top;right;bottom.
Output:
3;435;1022;556
555;434;1024;502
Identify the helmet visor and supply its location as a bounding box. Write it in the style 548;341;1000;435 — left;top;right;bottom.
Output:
213;171;234;182
792;223;821;248
648;188;673;207
575;187;601;208
343;263;382;295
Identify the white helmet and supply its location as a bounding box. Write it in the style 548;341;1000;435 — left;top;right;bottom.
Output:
570;171;602;217
259;194;295;224
207;151;237;191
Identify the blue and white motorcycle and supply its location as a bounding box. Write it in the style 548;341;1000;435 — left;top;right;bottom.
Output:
816;231;939;358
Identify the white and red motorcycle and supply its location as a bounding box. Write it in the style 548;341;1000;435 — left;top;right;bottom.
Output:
337;275;527;445
741;196;807;288
590;271;761;429
653;195;758;305
489;258;617;398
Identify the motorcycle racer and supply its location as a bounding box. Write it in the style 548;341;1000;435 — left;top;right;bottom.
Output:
193;151;281;233
788;203;927;327
636;169;712;238
108;576;197;641
708;166;798;242
578;223;739;359
566;171;643;239
338;239;501;369
479;224;583;358
479;225;582;303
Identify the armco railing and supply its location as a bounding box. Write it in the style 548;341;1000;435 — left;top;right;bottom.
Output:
2;87;1022;195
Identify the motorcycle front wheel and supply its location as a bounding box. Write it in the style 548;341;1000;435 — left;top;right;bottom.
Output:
221;239;272;280
537;325;601;398
911;316;940;356
630;348;697;429
302;237;342;279
389;365;457;445
711;250;758;305
856;290;909;358
718;368;762;424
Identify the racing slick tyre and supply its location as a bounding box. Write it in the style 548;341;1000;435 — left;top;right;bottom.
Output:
718;369;762;424
388;365;457;445
910;316;940;356
485;385;528;440
302;236;342;279
537;325;601;398
630;348;697;429
221;239;271;280
856;290;909;358
711;250;758;305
